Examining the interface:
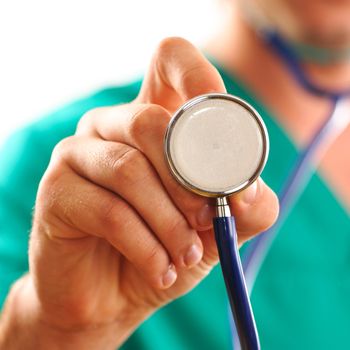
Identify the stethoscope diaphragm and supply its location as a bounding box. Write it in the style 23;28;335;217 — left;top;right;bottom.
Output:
164;93;269;349
164;93;269;197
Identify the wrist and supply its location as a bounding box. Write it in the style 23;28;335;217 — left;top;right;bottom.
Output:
0;275;151;350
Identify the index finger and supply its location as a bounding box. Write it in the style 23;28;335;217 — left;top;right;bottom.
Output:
136;37;226;111
77;103;278;237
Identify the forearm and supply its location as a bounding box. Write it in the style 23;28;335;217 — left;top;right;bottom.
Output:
0;275;146;350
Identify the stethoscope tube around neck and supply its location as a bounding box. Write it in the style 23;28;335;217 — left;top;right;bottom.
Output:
231;30;350;350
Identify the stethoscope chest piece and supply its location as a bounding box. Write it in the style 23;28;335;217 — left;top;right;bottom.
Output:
164;93;269;198
164;93;269;350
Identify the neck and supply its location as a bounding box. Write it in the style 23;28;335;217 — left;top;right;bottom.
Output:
207;8;350;91
205;9;350;145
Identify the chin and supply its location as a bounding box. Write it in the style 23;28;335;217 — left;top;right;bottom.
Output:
258;0;350;48
286;0;350;47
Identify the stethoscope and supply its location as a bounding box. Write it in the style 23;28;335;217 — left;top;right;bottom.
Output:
232;30;350;350
164;93;268;349
163;31;350;350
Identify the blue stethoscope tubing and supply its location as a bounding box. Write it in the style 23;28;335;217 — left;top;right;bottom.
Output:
226;30;350;349
214;216;260;350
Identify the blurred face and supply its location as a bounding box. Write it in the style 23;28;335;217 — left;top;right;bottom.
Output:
254;0;350;48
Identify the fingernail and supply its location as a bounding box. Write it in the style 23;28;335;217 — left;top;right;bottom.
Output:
196;204;213;229
184;244;203;268
241;180;259;204
162;264;177;288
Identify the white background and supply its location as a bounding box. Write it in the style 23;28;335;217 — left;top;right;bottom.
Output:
0;0;223;145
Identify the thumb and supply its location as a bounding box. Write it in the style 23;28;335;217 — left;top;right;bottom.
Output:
136;37;226;112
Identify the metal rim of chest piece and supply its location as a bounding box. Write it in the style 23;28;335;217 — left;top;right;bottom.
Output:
164;92;270;198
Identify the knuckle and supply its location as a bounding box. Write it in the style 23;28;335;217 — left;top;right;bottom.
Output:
143;243;166;271
111;147;150;186
100;195;125;233
159;215;187;240
180;64;222;96
181;64;208;87
180;195;205;215
76;107;104;134
128;104;169;145
167;187;206;222
38;135;85;217
51;136;76;164
40;137;76;196
36;170;70;223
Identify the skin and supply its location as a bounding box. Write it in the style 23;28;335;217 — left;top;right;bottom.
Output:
207;0;350;210
1;0;350;348
0;38;278;349
254;0;350;48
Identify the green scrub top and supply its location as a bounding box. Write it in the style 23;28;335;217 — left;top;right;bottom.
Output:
0;66;349;350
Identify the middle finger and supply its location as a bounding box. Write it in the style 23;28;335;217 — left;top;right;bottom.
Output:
58;135;204;269
77;103;215;232
77;104;278;238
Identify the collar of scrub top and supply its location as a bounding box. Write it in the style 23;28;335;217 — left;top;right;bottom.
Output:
230;30;350;350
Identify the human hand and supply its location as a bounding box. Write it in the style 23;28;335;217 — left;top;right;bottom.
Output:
2;37;279;350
